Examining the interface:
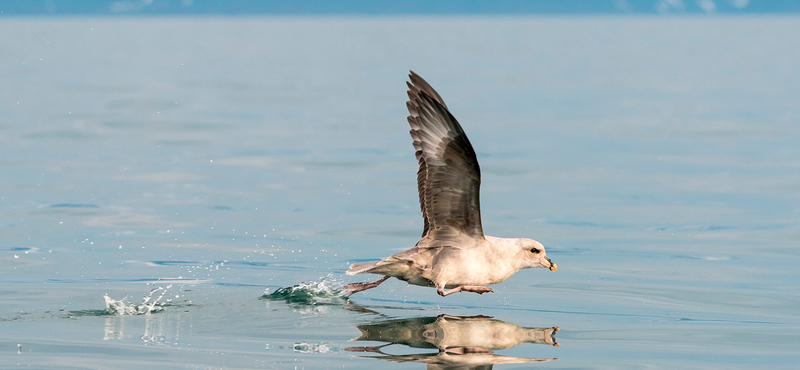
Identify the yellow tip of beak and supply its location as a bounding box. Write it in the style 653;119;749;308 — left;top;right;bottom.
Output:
549;263;557;272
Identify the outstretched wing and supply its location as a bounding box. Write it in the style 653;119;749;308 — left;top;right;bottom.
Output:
406;71;484;246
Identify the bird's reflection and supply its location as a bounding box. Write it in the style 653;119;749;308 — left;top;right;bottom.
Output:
345;314;559;369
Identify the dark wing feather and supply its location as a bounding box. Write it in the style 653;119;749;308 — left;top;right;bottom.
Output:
406;71;484;244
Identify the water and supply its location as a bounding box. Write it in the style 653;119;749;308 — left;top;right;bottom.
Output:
1;16;799;369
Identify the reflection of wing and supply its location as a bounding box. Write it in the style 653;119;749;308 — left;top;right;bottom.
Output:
407;71;484;245
367;352;557;369
352;316;441;349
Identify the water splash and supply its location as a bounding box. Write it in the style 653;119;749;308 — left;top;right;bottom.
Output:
104;285;173;315
262;276;349;305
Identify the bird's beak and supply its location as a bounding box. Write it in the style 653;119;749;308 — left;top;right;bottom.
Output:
546;256;557;272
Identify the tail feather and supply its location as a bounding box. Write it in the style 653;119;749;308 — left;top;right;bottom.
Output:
346;261;381;275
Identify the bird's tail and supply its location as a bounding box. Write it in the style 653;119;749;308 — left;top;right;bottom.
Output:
346;260;381;275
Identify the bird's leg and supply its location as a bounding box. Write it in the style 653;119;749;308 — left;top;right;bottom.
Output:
437;285;493;296
461;286;494;294
343;275;390;296
437;286;461;296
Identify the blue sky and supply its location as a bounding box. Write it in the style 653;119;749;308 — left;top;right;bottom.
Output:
2;0;799;16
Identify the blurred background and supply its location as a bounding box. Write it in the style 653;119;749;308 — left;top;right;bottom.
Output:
1;1;799;369
3;0;800;16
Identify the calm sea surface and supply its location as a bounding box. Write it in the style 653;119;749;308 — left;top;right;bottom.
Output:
1;16;799;369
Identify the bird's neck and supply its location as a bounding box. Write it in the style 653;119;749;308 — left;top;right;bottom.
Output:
483;236;526;275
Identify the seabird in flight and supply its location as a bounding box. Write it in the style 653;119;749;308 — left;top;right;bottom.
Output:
345;71;556;297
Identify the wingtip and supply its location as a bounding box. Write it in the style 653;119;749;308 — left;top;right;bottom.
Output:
405;71;448;110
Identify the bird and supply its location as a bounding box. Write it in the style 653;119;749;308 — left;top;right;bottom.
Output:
344;71;556;297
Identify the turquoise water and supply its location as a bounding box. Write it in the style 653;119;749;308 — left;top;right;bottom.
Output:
1;16;799;369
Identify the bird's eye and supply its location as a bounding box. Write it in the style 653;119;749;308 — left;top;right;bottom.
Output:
530;248;540;254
